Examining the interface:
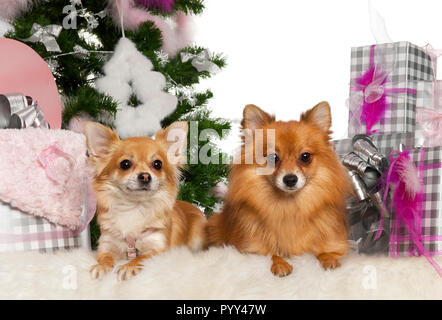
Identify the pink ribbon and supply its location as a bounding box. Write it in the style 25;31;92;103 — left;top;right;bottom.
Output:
0;142;96;244
379;148;442;277
37;142;75;184
350;45;417;134
416;108;442;147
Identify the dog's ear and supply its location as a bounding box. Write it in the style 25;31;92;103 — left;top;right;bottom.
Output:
84;122;119;158
156;121;188;164
301;101;332;133
242;104;275;130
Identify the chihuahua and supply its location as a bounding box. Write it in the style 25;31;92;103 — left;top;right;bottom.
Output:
85;121;206;281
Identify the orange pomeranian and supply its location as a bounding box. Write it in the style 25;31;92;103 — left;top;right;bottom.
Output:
206;102;352;276
84;121;206;281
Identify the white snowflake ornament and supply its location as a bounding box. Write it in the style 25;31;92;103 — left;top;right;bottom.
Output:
95;37;177;138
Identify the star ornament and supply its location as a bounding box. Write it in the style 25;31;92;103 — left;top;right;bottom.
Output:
95;38;178;138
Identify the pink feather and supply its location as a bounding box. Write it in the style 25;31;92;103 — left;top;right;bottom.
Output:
382;150;423;238
134;0;175;13
355;66;390;134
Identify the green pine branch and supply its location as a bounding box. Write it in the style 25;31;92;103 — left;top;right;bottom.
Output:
6;0;231;250
62;86;118;128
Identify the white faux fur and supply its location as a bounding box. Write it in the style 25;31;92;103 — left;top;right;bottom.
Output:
0;246;441;299
96;37;177;139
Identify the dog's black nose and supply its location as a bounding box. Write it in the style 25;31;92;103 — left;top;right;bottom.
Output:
283;174;298;188
138;172;152;183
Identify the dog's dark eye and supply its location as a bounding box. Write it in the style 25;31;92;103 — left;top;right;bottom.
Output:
300;152;311;163
267;153;280;165
120;159;132;170
153;160;162;170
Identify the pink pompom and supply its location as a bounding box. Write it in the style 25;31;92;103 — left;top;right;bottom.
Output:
134;0;175;13
0;0;33;20
68;113;94;135
211;181;228;199
108;0;193;57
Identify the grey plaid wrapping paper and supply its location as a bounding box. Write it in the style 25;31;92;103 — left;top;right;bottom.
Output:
349;41;434;136
333;132;415;157
415;80;442;147
390;146;442;256
333;135;442;256
333;133;415;254
0;188;91;253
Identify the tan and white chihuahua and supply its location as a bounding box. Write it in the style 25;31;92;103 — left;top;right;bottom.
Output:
85;121;206;281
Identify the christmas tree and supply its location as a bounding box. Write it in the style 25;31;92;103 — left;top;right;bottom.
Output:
5;0;230;248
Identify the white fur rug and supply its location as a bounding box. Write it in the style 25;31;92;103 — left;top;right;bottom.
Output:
0;246;441;299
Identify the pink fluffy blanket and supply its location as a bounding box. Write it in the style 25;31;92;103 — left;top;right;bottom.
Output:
0;128;90;230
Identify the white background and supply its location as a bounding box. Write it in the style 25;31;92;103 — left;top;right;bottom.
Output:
2;1;442;154
194;0;442;153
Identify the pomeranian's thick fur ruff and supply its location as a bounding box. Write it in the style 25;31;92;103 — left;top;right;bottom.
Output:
207;102;352;276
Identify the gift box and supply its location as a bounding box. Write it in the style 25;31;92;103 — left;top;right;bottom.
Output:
333;132;415;255
415;80;442;147
389;146;442;257
0;193;92;252
333;134;442;261
0;128;95;252
348;41;434;136
334;132;415;157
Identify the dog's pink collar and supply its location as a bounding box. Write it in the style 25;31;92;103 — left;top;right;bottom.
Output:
125;228;158;259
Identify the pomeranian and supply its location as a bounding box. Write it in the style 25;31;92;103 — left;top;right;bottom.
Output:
85;121;206;281
206;102;352;276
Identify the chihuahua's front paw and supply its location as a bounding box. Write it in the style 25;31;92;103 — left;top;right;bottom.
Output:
271;255;293;277
117;264;142;281
317;253;341;270
90;264;112;280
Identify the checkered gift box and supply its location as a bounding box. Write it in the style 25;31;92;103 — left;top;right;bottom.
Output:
390;146;442;257
0;128;95;253
333;132;415;157
333;133;415;254
349;41;434;136
0;192;91;252
415;80;442;147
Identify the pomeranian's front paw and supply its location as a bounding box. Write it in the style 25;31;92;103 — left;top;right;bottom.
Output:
317;253;341;270
271;255;293;277
117;264;142;281
90;264;112;280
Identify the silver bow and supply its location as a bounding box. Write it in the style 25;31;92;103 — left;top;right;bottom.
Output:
0;93;50;129
21;23;63;52
341;134;390;254
180;50;221;74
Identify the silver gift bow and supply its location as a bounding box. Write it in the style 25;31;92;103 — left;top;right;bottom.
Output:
21;23;63;52
180;50;221;74
0;93;50;129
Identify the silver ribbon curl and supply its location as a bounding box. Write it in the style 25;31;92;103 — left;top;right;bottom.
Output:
21;23;63;52
180;50;221;74
0;94;50;129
